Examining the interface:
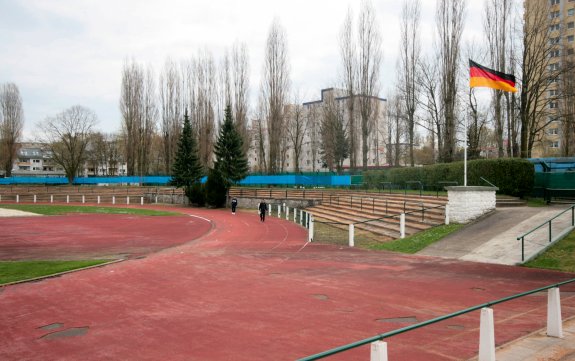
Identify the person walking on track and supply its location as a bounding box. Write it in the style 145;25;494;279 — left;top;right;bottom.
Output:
258;200;268;222
231;197;238;214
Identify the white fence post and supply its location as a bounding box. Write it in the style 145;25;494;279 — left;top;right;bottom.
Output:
112;196;115;205
370;341;388;361
155;195;158;204
479;307;496;361
277;204;281;218
268;204;271;216
286;206;290;220
66;195;69;204
293;208;297;222
140;197;144;205
50;195;53;203
34;195;37;203
445;205;450;225
349;223;355;247
547;287;563;338
127;196;130;205
82;195;85;204
16;195;19;203
400;213;406;239
308;215;314;242
97;195;100;204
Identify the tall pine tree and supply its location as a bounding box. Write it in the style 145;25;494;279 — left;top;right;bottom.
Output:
170;109;203;204
213;105;249;187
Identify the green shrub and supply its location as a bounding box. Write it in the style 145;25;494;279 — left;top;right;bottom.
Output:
186;182;206;206
364;159;534;197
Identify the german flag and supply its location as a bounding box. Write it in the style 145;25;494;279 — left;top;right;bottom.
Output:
469;60;517;93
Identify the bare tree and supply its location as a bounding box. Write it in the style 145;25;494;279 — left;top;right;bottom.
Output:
339;8;358;171
560;56;575;156
38;106;97;183
398;0;421;166
418;55;442;163
159;58;182;174
231;42;251;156
138;66;158;176
436;0;466;162
357;0;382;170
285;92;306;172
484;0;512;158
0;83;24;177
261;19;290;174
387;94;406;167
191;50;217;170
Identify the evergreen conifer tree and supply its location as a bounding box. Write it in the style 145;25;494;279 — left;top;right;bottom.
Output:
170;109;204;203
213;105;249;187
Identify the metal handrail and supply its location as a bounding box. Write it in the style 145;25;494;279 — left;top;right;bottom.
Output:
297;278;575;361
480;177;496;187
517;204;575;261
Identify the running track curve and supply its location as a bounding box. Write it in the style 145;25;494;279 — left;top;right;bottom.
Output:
0;206;574;361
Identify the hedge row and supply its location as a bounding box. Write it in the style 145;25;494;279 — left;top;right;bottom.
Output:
363;159;534;197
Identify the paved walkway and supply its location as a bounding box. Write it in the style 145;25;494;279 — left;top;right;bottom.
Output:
419;205;575;265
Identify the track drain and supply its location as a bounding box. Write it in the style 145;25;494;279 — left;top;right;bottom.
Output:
40;327;89;340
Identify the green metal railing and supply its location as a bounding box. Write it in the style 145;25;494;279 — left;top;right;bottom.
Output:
297;278;575;360
517;204;575;262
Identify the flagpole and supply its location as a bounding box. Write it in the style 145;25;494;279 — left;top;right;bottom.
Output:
464;126;467;187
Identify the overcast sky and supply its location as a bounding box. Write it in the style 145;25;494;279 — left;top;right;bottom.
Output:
1;0;490;140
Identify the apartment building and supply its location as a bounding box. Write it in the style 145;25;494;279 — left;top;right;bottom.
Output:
247;88;387;173
527;0;575;157
12;143;65;177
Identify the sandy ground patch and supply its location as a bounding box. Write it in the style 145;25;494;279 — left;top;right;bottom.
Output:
0;208;41;217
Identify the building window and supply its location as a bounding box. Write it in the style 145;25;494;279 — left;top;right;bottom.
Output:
569;21;575;28
550;0;560;4
550;101;559;108
550;141;560;148
550;37;560;44
550;89;559;96
549;62;561;71
550;49;561;57
550;10;561;18
568;35;575;42
568;48;575;55
569;8;575;16
550;23;561;32
548;128;559;135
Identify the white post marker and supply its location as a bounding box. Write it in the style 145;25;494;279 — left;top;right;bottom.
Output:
547;287;563;338
112;196;116;205
308;215;314;242
400;213;406;239
478;307;496;361
268;204;271;216
286;206;289;220
82;195;85;204
370;341;388;361
155;195;158;204
349;223;355;247
50;195;53;203
127;196;130;205
277;204;281;218
445;205;450;225
97;195;100;204
66;195;69;204
34;195;37;203
293;208;297;222
16;195;19;203
140;197;144;205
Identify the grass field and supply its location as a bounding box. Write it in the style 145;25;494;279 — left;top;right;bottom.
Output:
524;230;575;273
0;260;111;284
0;204;180;216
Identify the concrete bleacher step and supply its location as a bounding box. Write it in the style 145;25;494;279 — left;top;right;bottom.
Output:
496;195;527;207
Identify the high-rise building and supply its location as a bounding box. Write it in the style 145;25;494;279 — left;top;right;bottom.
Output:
525;0;575;157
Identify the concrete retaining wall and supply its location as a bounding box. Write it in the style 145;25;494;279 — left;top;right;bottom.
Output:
446;186;498;224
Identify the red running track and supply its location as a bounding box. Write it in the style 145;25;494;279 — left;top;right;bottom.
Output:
0;206;574;360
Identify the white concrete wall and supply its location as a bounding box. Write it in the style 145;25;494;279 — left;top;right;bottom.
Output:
446;186;498;224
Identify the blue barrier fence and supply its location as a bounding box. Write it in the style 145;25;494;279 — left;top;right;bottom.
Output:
0;175;352;187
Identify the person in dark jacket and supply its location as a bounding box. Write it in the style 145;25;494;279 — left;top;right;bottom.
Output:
258;200;268;222
231;198;238;214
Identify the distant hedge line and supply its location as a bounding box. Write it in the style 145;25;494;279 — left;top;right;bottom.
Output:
364;159;534;197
